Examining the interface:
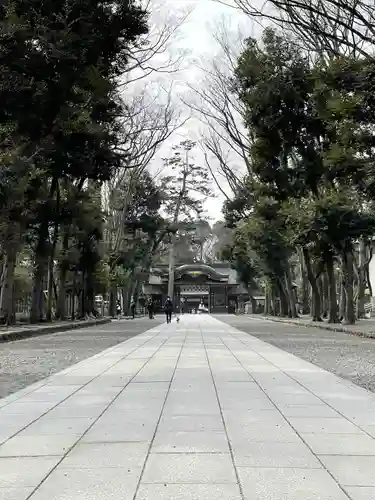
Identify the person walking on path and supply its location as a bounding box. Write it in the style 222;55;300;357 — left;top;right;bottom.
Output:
164;296;173;324
116;300;122;318
147;297;154;319
130;298;136;319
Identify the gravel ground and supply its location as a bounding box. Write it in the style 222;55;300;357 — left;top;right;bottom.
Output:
216;315;375;393
5;313;375;401
0;316;164;399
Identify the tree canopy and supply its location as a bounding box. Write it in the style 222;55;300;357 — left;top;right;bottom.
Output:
216;27;375;324
0;0;181;323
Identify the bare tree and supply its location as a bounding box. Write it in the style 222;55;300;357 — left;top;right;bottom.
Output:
182;19;253;199
104;88;184;231
121;0;192;86
117;85;185;171
102;0;192;314
103;85;186;314
203;132;244;199
161;140;211;298
216;0;375;58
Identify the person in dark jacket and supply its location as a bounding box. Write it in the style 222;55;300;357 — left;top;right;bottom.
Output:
130;298;136;319
116;300;122;317
164;296;173;324
147;297;154;319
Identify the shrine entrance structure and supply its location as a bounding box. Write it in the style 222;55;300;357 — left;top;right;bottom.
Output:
143;262;248;314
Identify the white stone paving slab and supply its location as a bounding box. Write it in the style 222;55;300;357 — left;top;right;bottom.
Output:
2;315;375;499
135;484;243;500
142;453;237;483
0;456;61;488
302;432;375;455
0;433;81;457
319;456;375;486
20;416;96;436
288;417;363;434
277;404;342;418
232;440;322;468
238;467;349;500
157;414;225;432
227;421;302;443
152;430;230;453
0;487;35;500
28;467;142;500
60;442;149;469
344;487;375;499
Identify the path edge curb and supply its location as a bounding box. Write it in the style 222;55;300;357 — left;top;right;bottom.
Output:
0;317;112;344
251;315;375;339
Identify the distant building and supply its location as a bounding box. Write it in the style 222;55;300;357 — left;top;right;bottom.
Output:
143;262;249;313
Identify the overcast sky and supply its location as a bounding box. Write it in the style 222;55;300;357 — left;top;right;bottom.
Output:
141;0;260;222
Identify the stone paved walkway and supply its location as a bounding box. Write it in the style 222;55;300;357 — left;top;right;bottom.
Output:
0;316;375;500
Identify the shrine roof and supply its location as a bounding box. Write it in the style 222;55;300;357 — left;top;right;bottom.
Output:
148;262;242;285
174;264;229;280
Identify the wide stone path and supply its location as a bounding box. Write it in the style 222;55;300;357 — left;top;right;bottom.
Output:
1;316;375;500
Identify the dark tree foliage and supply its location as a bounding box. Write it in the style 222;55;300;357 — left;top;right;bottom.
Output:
0;0;149;323
223;28;375;324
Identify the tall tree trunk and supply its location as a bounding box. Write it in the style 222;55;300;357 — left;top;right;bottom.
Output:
133;278;141;303
167;164;188;299
56;271;68;320
366;263;373;298
31;177;58;323
46;255;54;322
46;229;59;322
297;247;310;314
339;274;346;320
264;285;270;315
326;254;339;323
71;271;77;321
284;265;298;318
277;280;289;317
30;223;49;323
321;272;329;318
121;286;128;316
84;270;94;317
69;293;74;320
167;233;177;298
53;279;58;304
271;285;277;315
109;284;117;317
30;252;47;323
56;264;68;320
121;271;136;317
342;251;355;324
46;186;60;322
357;238;368;319
122;276;133;316
0;251;17;325
56;228;69;320
302;248;322;321
78;271;85;319
128;277;137;310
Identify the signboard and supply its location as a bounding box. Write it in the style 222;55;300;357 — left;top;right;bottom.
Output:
187;271;203;277
180;285;209;295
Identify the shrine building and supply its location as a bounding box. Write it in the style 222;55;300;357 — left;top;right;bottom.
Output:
143;262;249;314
